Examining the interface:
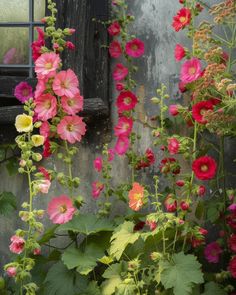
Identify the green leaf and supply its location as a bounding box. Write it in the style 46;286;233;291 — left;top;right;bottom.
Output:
44;262;88;295
202;282;227;295
195;201;205;220
0;192;17;216
62;243;104;275
79;281;101;295
115;283;137;295
6;158;18;176
101;277;122;295
160;252;204;295
58;214;114;235
110;221;140;260
38;225;59;244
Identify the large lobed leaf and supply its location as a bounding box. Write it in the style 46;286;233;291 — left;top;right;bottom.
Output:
0;191;17;216
202;282;227;295
160;252;204;295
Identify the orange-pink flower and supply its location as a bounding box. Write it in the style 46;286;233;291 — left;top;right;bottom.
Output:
53;69;79;98
128;182;145;211
35;52;61;79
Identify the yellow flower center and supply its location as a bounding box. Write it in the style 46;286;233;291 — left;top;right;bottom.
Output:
188;67;196;75
131;44;138;51
201;164;208;172
44;100;51;109
45;62;52;69
68;99;75;106
59;205;67;213
61;80;70;89
67;124;74;132
180;16;186;23
134;193;142;200
124;97;131;105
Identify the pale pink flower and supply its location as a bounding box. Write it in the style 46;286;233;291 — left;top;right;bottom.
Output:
6;267;17;277
9;235;25;254
114;136;130;155
35;93;57;121
53;69;79;98
40;121;50;139
61;93;83;115
34;79;47;99
114;116;133;137
35;52;61;79
48;195;76;224
180;58;202;84
113;64;129;81
92;181;104;199
38;179;51;194
94;157;103;172
167;138;180;155
57;115;86;144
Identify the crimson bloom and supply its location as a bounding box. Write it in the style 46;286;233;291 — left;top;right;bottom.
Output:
57;115;86;144
192;100;213;124
174;44;186;61
113;63;129;81
114;116;133;137
229;256;236;278
31;27;45;61
35;93;57;121
53;69;79;98
14;82;33;103
108;21;121;36
164;195;177;212
125;38;145;58
229;234;236;252
180;58;202;84
136;148;155;169
109;40;122;58
128;182;145;211
172;8;191;32
9;235;25;254
204;242;222;263
116;91;138;112
192;156;217;180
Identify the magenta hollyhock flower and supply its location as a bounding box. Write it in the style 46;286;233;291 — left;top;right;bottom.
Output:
167;138;180;155
40;121;50;139
61;93;83;115
35;52;61;79
108;21;121;36
35;93;57;121
116;82;125;92
116;91;138;113
92;181;104;199
9;235;25;254
169;104;179;116
113;63;129;81
204;242;222;263
175;44;186;61
53;69;79;98
109;40;122;58
31;27;45;61
6;267;17;277
114;136;130;155
229;204;236;213
94;157;103;172
125;38;145;58
57;115;86;144
47;195;76;224
229;256;236;278
229;234;236;252
65;41;75;50
114;116;133;137
14;82;33;103
180;58;202;84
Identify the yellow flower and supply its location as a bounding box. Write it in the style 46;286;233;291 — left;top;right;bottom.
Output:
31;135;45;147
15;114;33;133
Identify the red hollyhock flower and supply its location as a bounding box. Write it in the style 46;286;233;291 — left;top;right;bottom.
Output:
192;100;214;124
42;139;52;158
180;201;189;211
125;38;145;58
116;91;138;113
229;256;236;278
198;185;206;196
192;156;217;180
136;148;155;169
229;234;236;252
31;27;45;61
172;8;191;32
113;63;129;81
108;21;121;36
227;213;236;230
109;40;122;58
133;221;146;231
174;44;186;61
38;166;51;181
204;242;222;263
160;158;180;175
164;195;177;212
176;180;185;187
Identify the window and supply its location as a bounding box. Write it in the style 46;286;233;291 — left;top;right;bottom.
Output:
0;0;109;129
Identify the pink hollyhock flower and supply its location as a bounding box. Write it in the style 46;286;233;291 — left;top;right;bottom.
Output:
125;38;145;58
175;44;186;61
48;195;76;224
113;63;129;81
108;21;121;36
61;93;83;115
35;93;57;121
9;235;25;254
109;40;122;58
180;58;202;84
114;136;130;155
35;52;61;79
229;234;236;252
128;182;145;211
114;116;133;137
92;181;104;199
167;138;180;155
229;204;236;213
14;82;33;103
65;41;75;50
116;90;138;112
33;248;41;255
116;82;125;91
31;27;45;61
164;195;177;212
172;8;191;32
67;28;76;35
108;149;115;161
94;157;103;172
229;256;236;278
40;121;50;139
53;69;79;98
34;79;47;99
192;156;217;181
6;267;17;277
204;242;222;263
57;115;86;144
198;185;206;196
169;104;179;116
38;179;51;194
42;139;52;158
192;100;214;124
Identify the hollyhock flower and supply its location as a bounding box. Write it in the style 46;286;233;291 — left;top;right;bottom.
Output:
125;38;145;58
31;27;45;61
114;136;130;155
33;248;41;255
192;100;214;124
180;201;189;211
113;63;129;81
53;43;60;50
108;149;115;161
92;181;104;199
229;234;236;252
228;204;236;213
61;93;83;115
15;114;33;133
9;235;25;254
199;227;208;236
6;267;17;277
108;21;121;36
94;157;103;172
196;3;204;12
198;185;206;196
146;220;157;231
172;8;191;32
169;104;180;116
192;156;217;180
53;69;79;98
229;256;236;278
38;166;51;180
40;121;50;139
160;158;180;175
34;78;47;99
38;179;51;194
116;91;138;112
176;180;185;187
179;81;187;93
204;242;222;263
47;195;76;224
180;58;202;84
14;82;33;103
114;116;133;137
227;213;236;230
65;41;75;50
164;196;177;212
42;139;52;158
35;93;57;121
109;40;122;58
57;115;86;144
174;44;186;61
167;138;180;155
116;82;125;92
136;148;156;169
31;135;45;147
128;182;145;211
35;52;61;79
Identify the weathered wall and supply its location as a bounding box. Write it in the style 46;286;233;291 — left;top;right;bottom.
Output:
1;0;233;271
